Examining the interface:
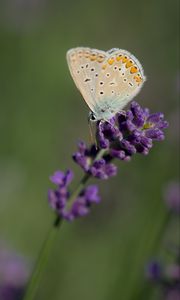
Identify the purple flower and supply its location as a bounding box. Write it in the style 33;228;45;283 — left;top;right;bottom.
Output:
146;258;180;300
90;159;117;179
61;185;101;221
0;242;30;300
48;102;168;222
48;170;73;213
166;264;180;281
50;170;73;187
73;142;117;179
165;287;180;300
145;261;162;281
96;101;168;159
164;181;180;213
48;170;101;221
0;285;24;300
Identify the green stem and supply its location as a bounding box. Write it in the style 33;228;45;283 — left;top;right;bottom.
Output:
23;148;106;300
131;211;172;300
23;216;62;300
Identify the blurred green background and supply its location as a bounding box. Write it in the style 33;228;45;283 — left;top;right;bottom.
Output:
0;0;179;299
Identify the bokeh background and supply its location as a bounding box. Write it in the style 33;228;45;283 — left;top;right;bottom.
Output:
0;0;179;299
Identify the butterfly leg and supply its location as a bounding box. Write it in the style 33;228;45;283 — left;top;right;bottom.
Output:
88;112;98;149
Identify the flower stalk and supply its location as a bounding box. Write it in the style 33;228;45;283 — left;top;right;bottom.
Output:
23;149;106;300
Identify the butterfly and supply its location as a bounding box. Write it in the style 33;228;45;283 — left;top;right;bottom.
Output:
66;47;146;122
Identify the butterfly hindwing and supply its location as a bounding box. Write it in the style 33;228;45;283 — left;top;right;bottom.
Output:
95;49;145;110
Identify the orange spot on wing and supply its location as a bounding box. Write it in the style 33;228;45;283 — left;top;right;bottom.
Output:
126;60;133;68
108;58;115;65
130;66;138;74
116;55;122;61
122;56;128;63
134;75;142;83
102;64;107;70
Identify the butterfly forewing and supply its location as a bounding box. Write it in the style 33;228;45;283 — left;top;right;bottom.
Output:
66;47;106;112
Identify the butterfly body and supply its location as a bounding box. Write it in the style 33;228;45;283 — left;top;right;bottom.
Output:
67;47;146;121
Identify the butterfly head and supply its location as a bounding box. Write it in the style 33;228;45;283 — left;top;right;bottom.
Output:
88;111;98;122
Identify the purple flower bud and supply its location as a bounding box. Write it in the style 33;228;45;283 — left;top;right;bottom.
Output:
50;170;73;187
84;185;101;203
50;170;65;185
71;198;90;217
90;159;117;179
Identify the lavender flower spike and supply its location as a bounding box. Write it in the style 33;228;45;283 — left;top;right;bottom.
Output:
49;101;168;222
96;101;168;159
73;142;117;179
48;170;101;222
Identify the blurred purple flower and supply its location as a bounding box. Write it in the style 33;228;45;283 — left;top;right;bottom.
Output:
165;287;180;300
146;258;180;300
0;242;30;300
0;285;24;300
164;181;180;213
48;170;101;221
166;264;180;281
145;260;162;281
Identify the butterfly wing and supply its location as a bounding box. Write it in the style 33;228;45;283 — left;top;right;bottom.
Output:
94;49;146;118
67;47;146;120
66;47;107;112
